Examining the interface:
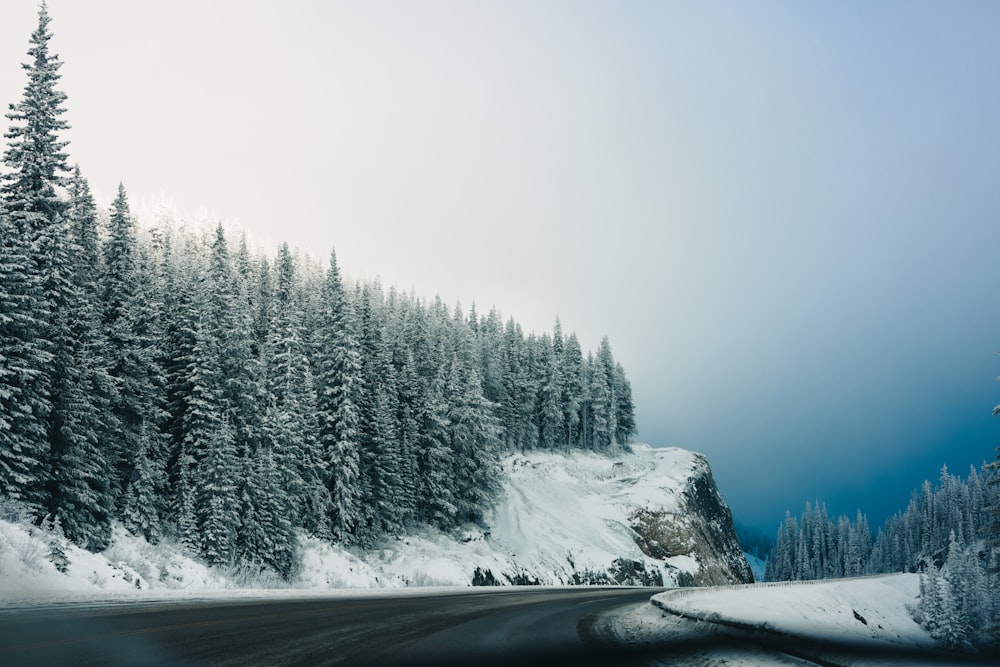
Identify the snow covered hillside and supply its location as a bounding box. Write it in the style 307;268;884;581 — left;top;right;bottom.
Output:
477;444;752;586
298;444;751;588
1;445;751;594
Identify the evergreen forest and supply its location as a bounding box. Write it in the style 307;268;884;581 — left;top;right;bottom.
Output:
766;465;1000;647
0;4;636;579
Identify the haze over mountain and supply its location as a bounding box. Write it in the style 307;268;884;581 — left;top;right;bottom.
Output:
3;2;1000;534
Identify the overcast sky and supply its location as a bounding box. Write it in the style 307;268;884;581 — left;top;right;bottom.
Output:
4;1;1000;533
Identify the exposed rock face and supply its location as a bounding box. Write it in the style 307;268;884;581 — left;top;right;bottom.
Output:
629;456;753;585
476;444;753;587
297;444;754;588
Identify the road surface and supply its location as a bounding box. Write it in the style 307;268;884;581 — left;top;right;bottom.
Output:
0;587;661;666
3;587;991;666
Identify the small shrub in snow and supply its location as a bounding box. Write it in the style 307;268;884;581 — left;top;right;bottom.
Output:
225;561;289;589
48;541;69;573
13;526;46;572
40;516;71;574
471;567;501;586
0;499;32;524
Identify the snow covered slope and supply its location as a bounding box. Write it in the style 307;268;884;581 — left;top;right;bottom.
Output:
649;574;932;648
0;521;230;598
612;574;953;666
298;444;751;588
1;445;751;593
476;444;752;586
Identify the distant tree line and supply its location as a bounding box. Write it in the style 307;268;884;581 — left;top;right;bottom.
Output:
766;465;1000;647
0;5;636;579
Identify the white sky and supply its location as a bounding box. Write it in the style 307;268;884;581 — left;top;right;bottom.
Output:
4;0;1000;531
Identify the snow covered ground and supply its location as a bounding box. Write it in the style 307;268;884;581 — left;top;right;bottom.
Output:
611;574;967;666
483;444;707;583
1;445;736;600
300;444;716;588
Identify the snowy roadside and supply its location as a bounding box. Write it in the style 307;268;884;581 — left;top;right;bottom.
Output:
2;445;743;606
603;601;810;666
610;574;982;666
0;518;541;607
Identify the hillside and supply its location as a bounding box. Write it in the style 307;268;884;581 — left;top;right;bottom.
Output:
0;445;750;596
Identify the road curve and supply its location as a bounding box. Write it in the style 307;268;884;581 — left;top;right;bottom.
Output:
0;587;661;667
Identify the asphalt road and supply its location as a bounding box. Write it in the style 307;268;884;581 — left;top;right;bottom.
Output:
0;587;662;667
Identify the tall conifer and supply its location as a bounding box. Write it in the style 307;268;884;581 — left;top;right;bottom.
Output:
0;2;69;512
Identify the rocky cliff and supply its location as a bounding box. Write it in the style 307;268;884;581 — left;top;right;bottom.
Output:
403;444;753;587
297;444;753;588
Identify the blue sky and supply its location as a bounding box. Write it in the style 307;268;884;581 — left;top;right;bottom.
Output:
3;1;999;533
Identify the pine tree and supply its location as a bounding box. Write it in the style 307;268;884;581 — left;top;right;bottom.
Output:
46;168;113;549
501;318;535;452
314;249;363;542
585;351;611;451
247;443;298;578
0;201;51;511
353;282;409;537
561;333;584;449
536;334;563;449
2;2;70;220
101;185;167;538
938;570;967;649
263;243;326;534
919;570;943;639
119;428;161;542
181;226;243;557
445;346;501;523
595;337;620;451
158;229;199;537
613;361;637;446
121;246;169;541
477;307;506;411
228;235;271;564
989;400;1000;572
387;302;420;528
0;2;71;513
196;416;240;566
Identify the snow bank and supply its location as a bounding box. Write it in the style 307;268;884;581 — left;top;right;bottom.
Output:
620;574;941;663
0;519;232;603
653;574;932;647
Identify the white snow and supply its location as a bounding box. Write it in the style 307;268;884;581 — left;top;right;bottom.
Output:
1;444;707;603
613;574;945;666
300;444;707;588
0;519;232;607
482;444;700;584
